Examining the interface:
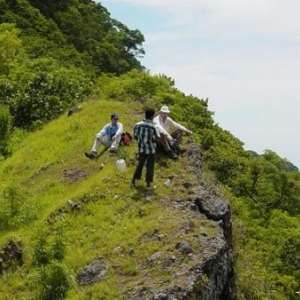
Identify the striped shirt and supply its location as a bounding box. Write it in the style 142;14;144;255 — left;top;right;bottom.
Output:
133;119;160;154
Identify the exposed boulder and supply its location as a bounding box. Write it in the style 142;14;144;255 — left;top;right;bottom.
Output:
77;259;108;285
0;239;23;274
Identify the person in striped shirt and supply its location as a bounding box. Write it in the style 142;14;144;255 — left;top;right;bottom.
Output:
131;108;160;191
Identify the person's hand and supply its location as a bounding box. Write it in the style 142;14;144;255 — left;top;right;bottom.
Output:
169;138;175;146
167;134;173;142
186;130;193;135
111;135;116;141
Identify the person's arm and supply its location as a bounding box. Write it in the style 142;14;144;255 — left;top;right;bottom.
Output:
167;118;192;134
153;125;160;140
116;123;123;136
133;123;139;140
112;123;123;140
97;124;108;138
153;117;172;140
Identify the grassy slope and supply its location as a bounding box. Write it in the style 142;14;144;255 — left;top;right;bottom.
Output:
0;98;217;299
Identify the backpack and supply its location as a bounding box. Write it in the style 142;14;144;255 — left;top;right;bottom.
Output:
120;132;132;146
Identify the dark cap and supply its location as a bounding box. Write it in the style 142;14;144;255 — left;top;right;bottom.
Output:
111;113;119;120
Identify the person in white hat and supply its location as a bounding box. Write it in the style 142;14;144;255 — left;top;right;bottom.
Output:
153;105;192;159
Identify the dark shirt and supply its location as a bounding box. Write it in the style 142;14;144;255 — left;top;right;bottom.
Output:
133;119;159;154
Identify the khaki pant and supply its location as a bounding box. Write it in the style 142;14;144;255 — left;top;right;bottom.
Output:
91;135;121;153
156;129;182;152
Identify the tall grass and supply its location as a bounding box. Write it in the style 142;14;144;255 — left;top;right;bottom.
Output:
0;99;214;299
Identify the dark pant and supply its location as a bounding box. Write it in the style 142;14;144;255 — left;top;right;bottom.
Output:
133;153;155;183
156;129;183;152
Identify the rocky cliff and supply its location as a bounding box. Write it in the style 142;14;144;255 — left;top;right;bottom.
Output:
76;143;235;299
126;143;236;299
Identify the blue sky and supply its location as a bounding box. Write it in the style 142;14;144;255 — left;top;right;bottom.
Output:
98;0;300;168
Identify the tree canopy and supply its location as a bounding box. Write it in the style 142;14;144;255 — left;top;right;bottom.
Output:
0;0;145;131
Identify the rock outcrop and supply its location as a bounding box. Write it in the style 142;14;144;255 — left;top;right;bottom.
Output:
128;143;235;299
75;143;235;299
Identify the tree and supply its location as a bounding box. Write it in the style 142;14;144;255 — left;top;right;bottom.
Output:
8;58;92;129
0;23;26;76
0;106;11;157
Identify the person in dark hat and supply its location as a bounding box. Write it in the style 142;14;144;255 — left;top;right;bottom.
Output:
85;113;123;159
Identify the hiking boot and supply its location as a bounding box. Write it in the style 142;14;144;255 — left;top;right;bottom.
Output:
168;151;178;160
146;185;156;191
180;148;187;155
109;147;116;154
85;151;97;160
130;179;136;189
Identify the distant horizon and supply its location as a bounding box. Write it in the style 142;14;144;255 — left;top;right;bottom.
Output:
98;0;300;169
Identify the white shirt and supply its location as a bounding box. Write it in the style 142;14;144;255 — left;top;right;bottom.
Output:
153;115;189;139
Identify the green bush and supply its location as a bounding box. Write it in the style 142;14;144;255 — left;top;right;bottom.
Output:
0;184;39;231
0;105;11;157
34;228;66;265
9;58;92;129
38;262;69;300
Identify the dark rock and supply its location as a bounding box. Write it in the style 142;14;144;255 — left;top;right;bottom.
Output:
0;239;23;274
61;167;88;183
68;104;83;116
147;251;162;262
175;241;193;254
67;199;82;211
77;259;108;285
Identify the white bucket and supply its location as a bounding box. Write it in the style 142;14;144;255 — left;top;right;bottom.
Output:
116;159;126;172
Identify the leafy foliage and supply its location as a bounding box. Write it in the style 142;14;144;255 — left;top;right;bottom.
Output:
0;1;300;299
0;105;11;157
38;262;69;300
33;228;66;265
8;58;92;129
0;183;39;231
0;0;145;146
0;23;26;76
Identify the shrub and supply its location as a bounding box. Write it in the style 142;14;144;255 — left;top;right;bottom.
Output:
0;184;39;231
9;58;92;129
33;228;66;265
38;262;69;300
0;106;11;157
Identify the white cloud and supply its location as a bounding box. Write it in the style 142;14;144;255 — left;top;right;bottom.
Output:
100;0;300;167
122;0;300;41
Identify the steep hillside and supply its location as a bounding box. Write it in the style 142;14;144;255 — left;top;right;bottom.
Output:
1;0;300;298
0;98;233;299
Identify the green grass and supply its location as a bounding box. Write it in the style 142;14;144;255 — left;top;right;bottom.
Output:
0;98;217;299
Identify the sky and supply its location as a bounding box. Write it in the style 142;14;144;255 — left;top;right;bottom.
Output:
98;0;300;169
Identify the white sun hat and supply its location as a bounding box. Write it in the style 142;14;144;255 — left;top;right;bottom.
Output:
160;105;170;113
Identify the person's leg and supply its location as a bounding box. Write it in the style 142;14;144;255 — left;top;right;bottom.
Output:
171;129;187;155
86;136;109;159
171;129;183;144
156;134;178;159
145;154;155;188
156;134;171;152
91;134;109;153
110;135;122;152
132;153;146;185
